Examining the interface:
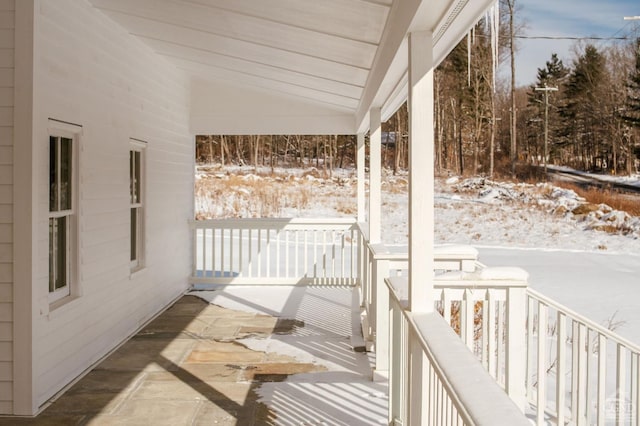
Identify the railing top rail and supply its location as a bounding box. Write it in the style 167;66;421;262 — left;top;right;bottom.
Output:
433;279;528;289
366;243;481;262
410;312;531;426
190;217;357;229
528;288;640;353
368;243;409;260
387;276;409;307
434;244;479;259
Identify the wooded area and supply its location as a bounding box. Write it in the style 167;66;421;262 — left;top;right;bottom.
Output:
196;1;640;178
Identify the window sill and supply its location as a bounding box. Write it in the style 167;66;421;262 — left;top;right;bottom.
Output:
129;266;147;280
46;294;81;319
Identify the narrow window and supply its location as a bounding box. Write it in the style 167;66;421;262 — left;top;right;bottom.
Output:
49;135;75;302
130;141;145;271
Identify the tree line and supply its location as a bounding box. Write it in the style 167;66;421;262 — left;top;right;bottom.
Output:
196;1;640;177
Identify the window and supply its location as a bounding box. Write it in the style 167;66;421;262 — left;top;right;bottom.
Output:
49;134;76;303
130;140;146;271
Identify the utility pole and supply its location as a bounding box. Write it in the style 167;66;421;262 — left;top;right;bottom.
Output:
535;85;558;176
507;0;517;178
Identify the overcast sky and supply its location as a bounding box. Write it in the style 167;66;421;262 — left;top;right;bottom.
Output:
510;0;639;86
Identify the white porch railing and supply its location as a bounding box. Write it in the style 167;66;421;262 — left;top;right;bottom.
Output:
363;239;640;426
387;276;530;426
190;218;358;286
526;288;640;426
360;240;483;380
189;218;640;426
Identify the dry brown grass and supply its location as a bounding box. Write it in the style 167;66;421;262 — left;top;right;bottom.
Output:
559;183;640;216
195;170;355;219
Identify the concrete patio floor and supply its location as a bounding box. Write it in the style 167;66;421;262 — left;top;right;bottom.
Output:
2;286;387;425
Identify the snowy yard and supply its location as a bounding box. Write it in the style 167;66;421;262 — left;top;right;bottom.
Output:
196;165;640;345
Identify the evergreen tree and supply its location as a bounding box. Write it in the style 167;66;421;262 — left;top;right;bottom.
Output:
623;38;640;127
560;44;609;169
525;54;568;163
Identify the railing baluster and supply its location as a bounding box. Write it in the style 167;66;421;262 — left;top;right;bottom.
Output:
557;311;566;425
487;289;497;379
536;302;547;426
351;227;357;282
577;323;588;426
192;226;198;277
313;230;317;280
462;289;474;350
248;228;252;278
275;229;280;278
527;296;535;403
266;229;271;278
597;333;607;426
284;230;289;279
257;228;262;277
211;229;222;277
497;299;505;386
617;343;626;426
305;229;309;278
322;230;327;282
229;228;233;276
201;228;207;276
571;320;580;424
220;228;225;276
340;231;345;281
294;229;298;278
238;228;242;277
331;230;336;284
481;293;488;370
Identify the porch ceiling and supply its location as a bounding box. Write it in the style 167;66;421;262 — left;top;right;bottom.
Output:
88;0;495;134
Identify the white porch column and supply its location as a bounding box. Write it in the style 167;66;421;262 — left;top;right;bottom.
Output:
408;31;434;313
368;108;381;244
356;133;366;224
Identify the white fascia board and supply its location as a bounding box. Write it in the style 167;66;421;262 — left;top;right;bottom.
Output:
355;0;421;132
432;0;497;66
356;0;497;131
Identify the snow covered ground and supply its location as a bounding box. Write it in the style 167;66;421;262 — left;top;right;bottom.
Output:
196;165;640;345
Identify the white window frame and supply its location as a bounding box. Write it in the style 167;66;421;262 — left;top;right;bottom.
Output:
48;123;80;305
130;139;146;272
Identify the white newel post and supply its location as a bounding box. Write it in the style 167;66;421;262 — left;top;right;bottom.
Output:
373;257;389;381
357;132;365;224
369;108;381;244
407;30;435;426
506;285;527;411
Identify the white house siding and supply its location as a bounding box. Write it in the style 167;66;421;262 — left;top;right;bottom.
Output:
29;0;192;411
0;0;13;415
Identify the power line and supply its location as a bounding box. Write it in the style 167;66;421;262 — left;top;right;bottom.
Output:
475;34;630;41
515;35;628;41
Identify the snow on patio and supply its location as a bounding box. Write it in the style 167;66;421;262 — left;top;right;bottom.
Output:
191;286;388;426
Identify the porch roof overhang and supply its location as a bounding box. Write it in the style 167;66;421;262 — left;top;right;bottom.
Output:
88;0;495;135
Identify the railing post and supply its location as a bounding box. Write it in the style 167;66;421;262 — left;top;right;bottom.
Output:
408;327;428;425
373;257;389;381
506;285;527;412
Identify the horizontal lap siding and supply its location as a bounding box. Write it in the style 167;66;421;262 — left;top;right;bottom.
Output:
33;0;192;408
0;0;12;415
